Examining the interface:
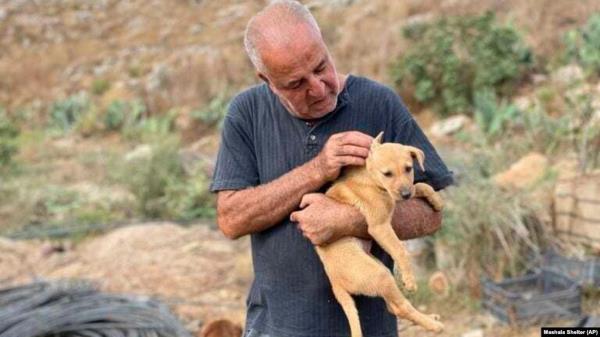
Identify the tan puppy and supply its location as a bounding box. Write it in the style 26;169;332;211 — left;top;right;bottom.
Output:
315;132;444;336
199;319;242;337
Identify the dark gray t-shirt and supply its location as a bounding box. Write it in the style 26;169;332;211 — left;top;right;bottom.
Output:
210;75;453;337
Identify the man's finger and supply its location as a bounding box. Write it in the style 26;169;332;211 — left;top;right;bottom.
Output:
337;156;366;167
335;145;370;158
337;131;374;148
290;211;299;222
300;193;321;208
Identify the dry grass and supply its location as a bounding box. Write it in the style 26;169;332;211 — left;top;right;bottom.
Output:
3;0;600;118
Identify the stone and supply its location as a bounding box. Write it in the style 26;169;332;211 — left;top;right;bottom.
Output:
124;144;152;162
552;64;584;87
493;152;549;190
461;329;484;337
429;115;471;138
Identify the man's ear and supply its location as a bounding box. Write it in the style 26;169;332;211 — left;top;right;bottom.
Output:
406;146;425;171
257;71;269;85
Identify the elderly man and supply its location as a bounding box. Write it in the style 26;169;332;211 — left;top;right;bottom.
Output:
210;1;453;337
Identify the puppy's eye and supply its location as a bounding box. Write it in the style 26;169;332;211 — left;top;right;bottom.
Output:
382;171;393;177
405;166;412;173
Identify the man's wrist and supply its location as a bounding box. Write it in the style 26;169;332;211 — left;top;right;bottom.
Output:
306;155;328;185
334;203;368;239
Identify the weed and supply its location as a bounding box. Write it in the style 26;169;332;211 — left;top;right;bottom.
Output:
564;14;600;75
190;93;229;128
433;174;549;280
48;92;91;133
91;79;111;96
473;89;520;142
0;108;20;168
104;100;128;131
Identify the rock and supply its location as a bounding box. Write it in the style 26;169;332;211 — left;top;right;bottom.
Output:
493;152;549;190
461;328;484;337
513;95;533;112
146;63;171;92
532;73;548;85
429;115;471;138
124;144;152;162
552;64;584;87
69;182;135;204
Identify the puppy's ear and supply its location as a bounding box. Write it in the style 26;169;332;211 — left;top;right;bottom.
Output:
370;132;384;152
407;146;425;171
374;132;384;144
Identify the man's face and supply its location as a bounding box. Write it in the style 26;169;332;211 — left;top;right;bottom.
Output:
258;26;341;120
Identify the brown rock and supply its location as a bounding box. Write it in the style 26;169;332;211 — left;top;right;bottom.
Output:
493;152;549;190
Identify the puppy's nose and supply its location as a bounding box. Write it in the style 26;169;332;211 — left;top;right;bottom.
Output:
400;189;412;200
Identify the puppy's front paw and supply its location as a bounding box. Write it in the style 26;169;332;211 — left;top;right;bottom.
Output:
402;274;417;292
428;193;444;211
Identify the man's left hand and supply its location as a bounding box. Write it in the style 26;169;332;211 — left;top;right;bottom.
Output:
290;193;358;245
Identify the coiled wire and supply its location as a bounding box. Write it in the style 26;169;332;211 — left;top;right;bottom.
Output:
0;280;192;337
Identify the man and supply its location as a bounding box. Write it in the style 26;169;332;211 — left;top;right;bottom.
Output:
210;1;453;336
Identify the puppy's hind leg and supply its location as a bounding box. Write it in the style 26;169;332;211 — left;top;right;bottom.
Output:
372;271;444;333
331;285;362;337
367;222;416;291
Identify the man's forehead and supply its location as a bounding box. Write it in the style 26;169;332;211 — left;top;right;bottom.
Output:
261;32;326;78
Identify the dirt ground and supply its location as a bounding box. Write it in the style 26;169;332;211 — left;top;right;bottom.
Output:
2;222;594;336
0;222;251;333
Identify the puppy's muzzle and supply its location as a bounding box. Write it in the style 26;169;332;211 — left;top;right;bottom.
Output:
400;188;412;200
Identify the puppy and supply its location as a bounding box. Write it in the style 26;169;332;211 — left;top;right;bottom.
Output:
315;132;444;336
199;319;242;337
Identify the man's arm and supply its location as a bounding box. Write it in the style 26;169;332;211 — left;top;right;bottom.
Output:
216;131;373;239
291;194;442;245
216;159;323;239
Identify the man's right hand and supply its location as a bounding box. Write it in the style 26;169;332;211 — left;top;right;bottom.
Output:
311;131;373;181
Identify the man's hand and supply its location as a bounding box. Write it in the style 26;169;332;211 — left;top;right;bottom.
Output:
290;193;362;245
311;131;373;182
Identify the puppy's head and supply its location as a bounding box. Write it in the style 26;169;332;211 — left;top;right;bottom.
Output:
366;132;425;201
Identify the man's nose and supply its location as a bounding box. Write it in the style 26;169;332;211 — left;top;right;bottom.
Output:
400;188;412;200
307;75;325;97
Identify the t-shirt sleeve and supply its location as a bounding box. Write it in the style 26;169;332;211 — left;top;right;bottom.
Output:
209;98;259;192
387;93;454;191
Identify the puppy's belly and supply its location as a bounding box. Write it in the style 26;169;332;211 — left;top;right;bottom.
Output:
317;237;370;257
316;238;384;293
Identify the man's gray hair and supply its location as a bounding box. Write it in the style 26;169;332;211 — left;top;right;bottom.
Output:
244;0;321;73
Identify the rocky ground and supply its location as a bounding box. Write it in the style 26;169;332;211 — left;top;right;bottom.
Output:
0;222;252;334
1;222;595;337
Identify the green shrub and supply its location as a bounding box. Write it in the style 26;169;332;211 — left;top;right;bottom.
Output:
392;12;533;116
190;93;229;128
0;109;19;168
91;79;111;96
565;14;600;75
49;92;91;133
473;89;520;142
116;137;214;220
104;100;128;131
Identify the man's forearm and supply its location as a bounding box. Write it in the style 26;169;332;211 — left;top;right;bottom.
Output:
216;158;326;239
337;198;442;241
